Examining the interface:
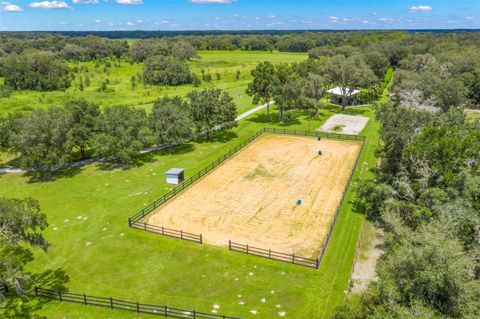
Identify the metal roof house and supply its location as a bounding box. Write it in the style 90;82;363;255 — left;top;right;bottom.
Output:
166;168;185;185
327;87;361;106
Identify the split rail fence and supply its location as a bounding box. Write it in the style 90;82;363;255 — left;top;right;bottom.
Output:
228;241;319;269
34;287;242;319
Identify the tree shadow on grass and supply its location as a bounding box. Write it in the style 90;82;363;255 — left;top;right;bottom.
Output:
342;107;372;116
97;152;156;172
194;130;238;144
321;104;372;117
25;166;84;184
30;268;70;291
0;268;69;319
245;111;302;127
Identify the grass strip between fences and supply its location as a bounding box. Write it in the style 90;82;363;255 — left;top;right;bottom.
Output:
317;135;366;266
127;128;366;268
34;287;242;319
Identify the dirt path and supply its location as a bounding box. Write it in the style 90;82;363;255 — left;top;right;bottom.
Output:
148;134;361;257
350;227;384;294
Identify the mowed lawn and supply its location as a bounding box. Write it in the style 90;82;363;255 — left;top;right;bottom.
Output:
0;105;379;319
0;51;307;115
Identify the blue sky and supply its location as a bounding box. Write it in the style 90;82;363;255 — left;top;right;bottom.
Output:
1;0;479;31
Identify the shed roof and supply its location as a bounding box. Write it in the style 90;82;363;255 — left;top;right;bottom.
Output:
166;168;184;175
327;87;361;97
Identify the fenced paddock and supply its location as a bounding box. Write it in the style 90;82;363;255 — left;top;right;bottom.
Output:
134;128;363;261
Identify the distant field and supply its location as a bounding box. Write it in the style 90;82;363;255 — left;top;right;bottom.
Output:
0;51;307;115
148;134;361;258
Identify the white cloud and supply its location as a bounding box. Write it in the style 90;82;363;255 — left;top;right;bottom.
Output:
1;2;23;12
29;1;69;9
72;0;99;4
267;14;276;19
136;19;143;23
94;19;101;23
465;16;475;21
126;21;135;25
409;5;432;13
213;16;223;20
378;17;393;22
329;16;339;21
189;0;236;4
116;0;143;4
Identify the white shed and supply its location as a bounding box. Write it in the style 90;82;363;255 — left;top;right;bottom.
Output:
166;168;185;185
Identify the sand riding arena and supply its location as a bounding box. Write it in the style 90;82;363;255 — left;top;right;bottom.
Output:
145;132;362;259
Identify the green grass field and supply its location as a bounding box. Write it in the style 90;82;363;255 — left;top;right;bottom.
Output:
0;51;307;115
0;103;379;319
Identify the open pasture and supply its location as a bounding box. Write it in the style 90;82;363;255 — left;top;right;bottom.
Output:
0;50;307;115
148;134;362;258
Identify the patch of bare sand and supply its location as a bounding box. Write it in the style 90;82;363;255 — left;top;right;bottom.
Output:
148;134;361;257
350;228;384;293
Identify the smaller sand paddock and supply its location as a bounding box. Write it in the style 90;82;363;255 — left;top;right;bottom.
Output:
317;114;369;135
148;134;361;257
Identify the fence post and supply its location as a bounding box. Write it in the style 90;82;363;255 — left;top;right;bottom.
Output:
292;253;295;264
34;286;38;297
246;244;249;254
58;290;63;302
228;240;231;250
128;218;131;227
193;310;196;319
316;258;320;269
144;222;147;231
268;249;271;259
162;226;164;235
164;305;168;316
180;230;183;239
136;301;140;313
84;293;87;305
110;297;113;309
200;234;202;244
